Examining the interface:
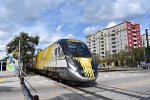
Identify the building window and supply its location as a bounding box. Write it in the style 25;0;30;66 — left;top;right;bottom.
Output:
101;48;104;50
101;52;104;54
134;40;136;42
111;34;115;36
112;46;116;48
112;50;116;53
112;42;116;44
101;41;104;43
112;30;115;32
111;38;116;40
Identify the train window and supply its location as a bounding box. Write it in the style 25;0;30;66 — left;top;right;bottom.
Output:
58;47;60;54
58;46;64;59
55;48;57;56
66;42;91;57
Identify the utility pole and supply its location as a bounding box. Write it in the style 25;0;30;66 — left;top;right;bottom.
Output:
145;29;149;47
145;29;150;64
18;40;22;72
143;40;146;62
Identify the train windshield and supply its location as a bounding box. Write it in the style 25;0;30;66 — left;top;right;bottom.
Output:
66;42;91;57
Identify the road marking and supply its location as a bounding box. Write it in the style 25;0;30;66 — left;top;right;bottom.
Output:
0;78;6;82
114;79;150;89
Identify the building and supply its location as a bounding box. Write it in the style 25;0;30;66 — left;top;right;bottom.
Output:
141;34;150;47
86;21;142;59
0;51;7;71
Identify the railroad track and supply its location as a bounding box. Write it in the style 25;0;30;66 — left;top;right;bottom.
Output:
52;80;150;100
34;72;150;100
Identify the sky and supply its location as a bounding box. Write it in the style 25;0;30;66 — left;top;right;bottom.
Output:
0;0;150;51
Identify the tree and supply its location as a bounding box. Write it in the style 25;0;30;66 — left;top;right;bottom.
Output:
6;32;39;70
109;47;144;67
92;53;101;64
105;51;112;68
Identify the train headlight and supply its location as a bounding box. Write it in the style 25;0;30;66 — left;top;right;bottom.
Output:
67;59;77;71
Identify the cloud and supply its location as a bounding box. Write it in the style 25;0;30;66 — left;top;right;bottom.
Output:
0;0;64;22
0;0;64;50
0;45;6;51
64;34;75;39
0;0;150;51
83;26;101;35
105;22;117;28
0;31;9;40
82;0;150;23
81;0;114;23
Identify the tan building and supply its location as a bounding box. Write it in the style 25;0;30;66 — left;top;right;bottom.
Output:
86;21;142;59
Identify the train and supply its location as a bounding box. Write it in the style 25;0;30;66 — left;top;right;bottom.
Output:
31;39;98;83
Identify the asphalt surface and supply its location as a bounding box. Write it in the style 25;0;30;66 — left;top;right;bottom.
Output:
0;71;24;100
0;69;150;100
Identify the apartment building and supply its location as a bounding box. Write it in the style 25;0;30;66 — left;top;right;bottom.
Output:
141;34;150;47
86;21;142;59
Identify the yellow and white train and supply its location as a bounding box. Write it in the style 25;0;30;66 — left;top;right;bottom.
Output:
32;39;98;82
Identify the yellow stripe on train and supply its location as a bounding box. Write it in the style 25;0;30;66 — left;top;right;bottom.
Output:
73;57;95;80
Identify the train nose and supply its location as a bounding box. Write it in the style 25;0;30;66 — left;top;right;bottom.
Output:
75;71;96;82
68;68;96;82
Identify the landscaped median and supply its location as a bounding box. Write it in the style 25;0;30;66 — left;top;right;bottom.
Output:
98;66;143;72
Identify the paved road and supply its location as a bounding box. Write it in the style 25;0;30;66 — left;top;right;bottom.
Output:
97;70;150;94
0;69;150;100
81;69;150;100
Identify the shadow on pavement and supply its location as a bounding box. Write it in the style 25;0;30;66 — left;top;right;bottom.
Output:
0;86;14;92
41;93;88;100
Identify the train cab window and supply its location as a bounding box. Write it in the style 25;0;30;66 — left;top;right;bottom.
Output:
66;42;91;57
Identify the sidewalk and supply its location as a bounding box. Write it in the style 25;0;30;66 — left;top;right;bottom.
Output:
0;71;24;100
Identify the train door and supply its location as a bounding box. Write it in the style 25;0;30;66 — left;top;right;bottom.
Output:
54;45;58;68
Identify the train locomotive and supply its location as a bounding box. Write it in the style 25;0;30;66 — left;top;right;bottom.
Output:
32;39;98;82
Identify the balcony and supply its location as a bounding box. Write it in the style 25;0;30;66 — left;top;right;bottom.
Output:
129;39;132;42
133;37;137;40
133;33;136;36
132;29;136;32
133;42;137;44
